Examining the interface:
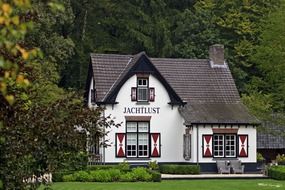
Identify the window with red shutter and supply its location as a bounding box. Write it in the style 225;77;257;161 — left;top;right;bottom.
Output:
131;87;137;101
149;88;155;102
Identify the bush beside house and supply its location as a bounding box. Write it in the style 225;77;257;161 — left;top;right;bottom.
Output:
159;165;200;174
268;166;285;180
60;162;161;182
61;168;159;182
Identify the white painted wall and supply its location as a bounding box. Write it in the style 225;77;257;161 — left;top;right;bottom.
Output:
88;75;257;164
195;125;256;163
102;74;187;163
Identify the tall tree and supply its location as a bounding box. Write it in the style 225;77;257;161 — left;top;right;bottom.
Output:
0;1;118;188
173;0;280;91
243;0;285;126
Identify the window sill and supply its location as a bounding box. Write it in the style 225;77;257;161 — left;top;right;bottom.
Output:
136;102;150;105
125;157;151;161
212;158;238;161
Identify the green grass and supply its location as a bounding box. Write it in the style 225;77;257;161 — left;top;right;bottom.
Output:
40;179;285;190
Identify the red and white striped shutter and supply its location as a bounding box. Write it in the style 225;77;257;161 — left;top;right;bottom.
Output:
116;133;125;157
131;87;137;101
149;88;155;102
150;133;160;157
238;135;248;157
203;135;212;157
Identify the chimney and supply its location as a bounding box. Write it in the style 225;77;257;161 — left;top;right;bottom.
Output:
209;44;226;68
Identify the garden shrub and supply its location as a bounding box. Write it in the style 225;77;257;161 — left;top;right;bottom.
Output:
87;165;118;171
89;170;112;182
268;166;285;180
148;161;159;170
52;171;74;182
120;172;136;182
132;167;152;181
108;169;121;181
61;167;160;182
160;164;200;174
117;161;130;172
62;174;76;182
0;179;3;190
148;170;161;182
73;171;91;182
276;154;285;165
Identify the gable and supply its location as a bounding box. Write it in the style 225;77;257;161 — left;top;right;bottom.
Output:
103;53;184;105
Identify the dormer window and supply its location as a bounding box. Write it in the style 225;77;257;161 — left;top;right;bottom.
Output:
137;78;148;102
131;77;155;102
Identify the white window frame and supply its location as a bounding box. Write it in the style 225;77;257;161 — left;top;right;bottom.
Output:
213;134;224;158
137;78;149;102
225;135;236;157
126;121;149;158
213;134;237;158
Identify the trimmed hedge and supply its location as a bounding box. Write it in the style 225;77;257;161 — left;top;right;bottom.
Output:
268;166;285;180
52;171;74;182
149;170;161;182
62;167;159;182
159;164;200;174
87;165;118;171
87;162;130;172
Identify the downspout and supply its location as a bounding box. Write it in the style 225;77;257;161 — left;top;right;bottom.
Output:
196;125;199;166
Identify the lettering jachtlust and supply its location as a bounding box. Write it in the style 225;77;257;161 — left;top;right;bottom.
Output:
123;106;160;114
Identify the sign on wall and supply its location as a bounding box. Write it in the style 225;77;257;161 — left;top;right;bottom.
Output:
123;106;160;114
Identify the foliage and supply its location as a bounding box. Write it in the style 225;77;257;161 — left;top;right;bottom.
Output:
148;170;161;182
62;174;76;182
87;165;118;171
159;164;200;174
52;171;74;182
148;160;159;170
73;171;91;182
117;161;131;172
120;172;136;182
276;154;285;165
131;167;152;182
61;167;157;182
243;0;285;128
268;166;285;180
0;0;38;104
0;1;120;189
257;153;265;162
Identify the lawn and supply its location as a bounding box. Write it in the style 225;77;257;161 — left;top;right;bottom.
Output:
41;179;285;190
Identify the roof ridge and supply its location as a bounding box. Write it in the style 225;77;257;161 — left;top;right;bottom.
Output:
150;57;209;62
90;53;132;57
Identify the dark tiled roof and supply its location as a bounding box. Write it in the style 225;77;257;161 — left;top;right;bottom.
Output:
179;103;259;125
91;53;132;101
257;124;285;149
150;58;240;104
90;52;258;124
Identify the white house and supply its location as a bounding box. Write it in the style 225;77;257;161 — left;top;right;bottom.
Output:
85;44;259;173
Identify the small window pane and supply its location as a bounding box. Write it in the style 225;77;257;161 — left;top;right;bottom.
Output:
225;135;236;157
127;122;137;132
138;122;149;132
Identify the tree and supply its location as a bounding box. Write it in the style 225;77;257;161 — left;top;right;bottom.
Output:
173;0;280;91
243;0;285;127
0;1;119;189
